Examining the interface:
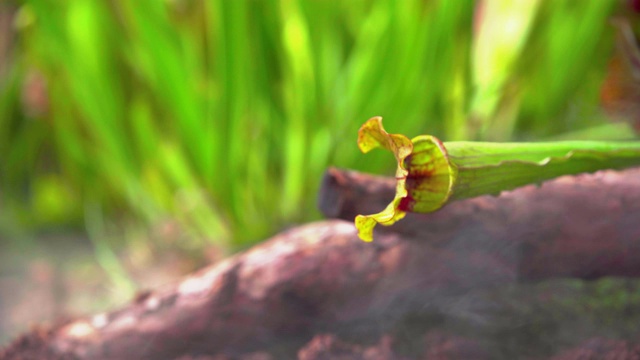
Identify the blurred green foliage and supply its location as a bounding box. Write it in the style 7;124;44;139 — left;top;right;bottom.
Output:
0;0;633;250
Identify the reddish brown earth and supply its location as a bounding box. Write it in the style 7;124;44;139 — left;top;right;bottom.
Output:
3;167;640;359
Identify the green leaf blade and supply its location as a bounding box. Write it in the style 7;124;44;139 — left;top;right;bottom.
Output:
450;144;640;201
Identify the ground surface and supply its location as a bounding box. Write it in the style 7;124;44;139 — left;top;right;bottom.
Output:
3;168;640;359
0;231;203;347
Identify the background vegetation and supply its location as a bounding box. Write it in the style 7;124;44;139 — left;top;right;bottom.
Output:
0;0;637;270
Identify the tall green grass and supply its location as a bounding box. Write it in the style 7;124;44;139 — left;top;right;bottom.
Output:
0;0;626;250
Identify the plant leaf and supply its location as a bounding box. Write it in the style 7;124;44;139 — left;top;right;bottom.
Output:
355;117;640;242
